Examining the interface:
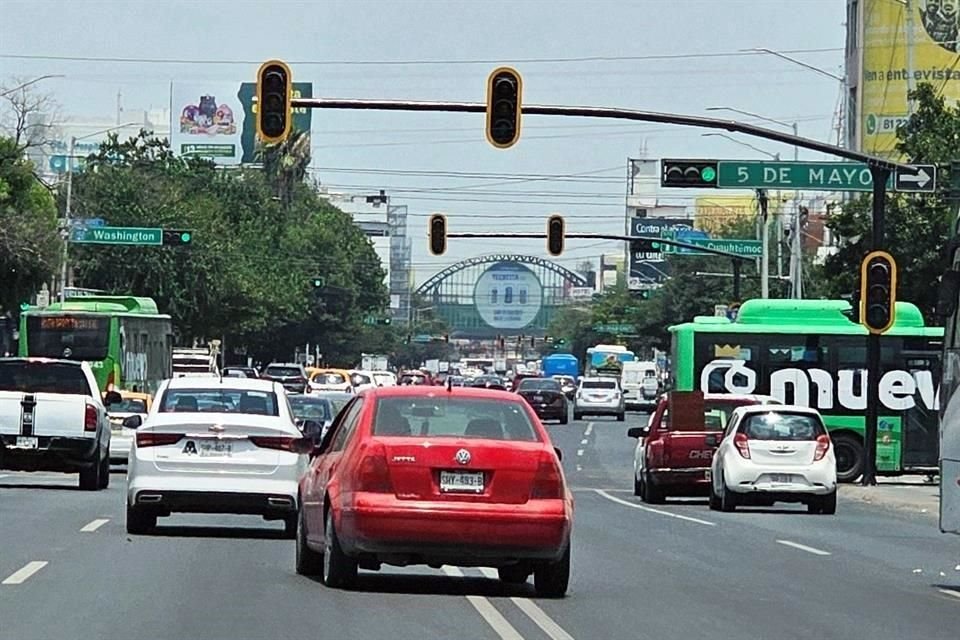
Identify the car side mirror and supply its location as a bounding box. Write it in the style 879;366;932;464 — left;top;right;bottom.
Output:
705;433;720;447
122;415;142;429
627;426;649;439
553;446;563;462
300;419;323;442
104;390;123;407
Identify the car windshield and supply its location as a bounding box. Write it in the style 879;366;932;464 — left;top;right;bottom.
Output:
289;397;332;421
740;412;826;441
266;366;301;377
351;373;372;386
224;370;248;378
373;396;540;441
582;380;616;389
313;372;346;385
159;388;280;416
518;379;560;392
622;370;641;384
0;362;91;395
109;398;147;413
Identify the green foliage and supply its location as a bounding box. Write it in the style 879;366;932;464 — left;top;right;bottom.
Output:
0;136;60;312
69;131;387;364
814;83;955;319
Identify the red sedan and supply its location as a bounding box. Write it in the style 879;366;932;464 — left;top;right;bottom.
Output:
296;385;573;597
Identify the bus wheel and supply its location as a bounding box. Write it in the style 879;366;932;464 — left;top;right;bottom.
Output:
832;434;864;483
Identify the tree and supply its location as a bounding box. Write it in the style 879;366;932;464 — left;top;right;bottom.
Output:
815;83;955;319
0;78;61;156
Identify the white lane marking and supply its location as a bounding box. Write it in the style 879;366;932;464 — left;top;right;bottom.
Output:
575;465;583;472
442;566;523;640
2;561;48;585
580;439;588;445
477;568;576;640
576;449;584;457
938;588;960;600
583;423;593;437
594;489;717;526
775;539;832;556
80;518;110;532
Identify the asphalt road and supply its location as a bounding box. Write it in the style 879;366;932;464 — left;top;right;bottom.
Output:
2;412;960;640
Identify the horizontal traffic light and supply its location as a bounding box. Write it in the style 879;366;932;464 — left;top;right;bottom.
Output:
486;67;522;149
429;214;447;255
661;159;719;188
859;250;897;334
162;229;193;246
256;60;293;143
547;215;564;256
631;237;662;253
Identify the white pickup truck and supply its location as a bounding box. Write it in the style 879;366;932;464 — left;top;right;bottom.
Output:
0;358;111;490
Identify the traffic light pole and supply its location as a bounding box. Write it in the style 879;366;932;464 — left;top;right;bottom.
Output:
862;167;891;486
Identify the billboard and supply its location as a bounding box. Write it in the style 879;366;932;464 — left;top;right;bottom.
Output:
694;195;757;234
861;0;960;156
171;83;244;165
628;217;696;288
237;82;313;163
473;262;543;330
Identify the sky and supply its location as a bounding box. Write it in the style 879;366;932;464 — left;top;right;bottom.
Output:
0;0;847;283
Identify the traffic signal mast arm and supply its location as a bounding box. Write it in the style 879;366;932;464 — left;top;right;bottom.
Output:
290;97;911;172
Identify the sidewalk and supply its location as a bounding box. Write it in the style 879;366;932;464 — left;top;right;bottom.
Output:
840;475;940;518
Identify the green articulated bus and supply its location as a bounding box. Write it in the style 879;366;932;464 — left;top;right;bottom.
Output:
19;296;174;395
669;299;942;482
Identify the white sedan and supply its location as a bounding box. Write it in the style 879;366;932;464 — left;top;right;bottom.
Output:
124;377;311;536
709;405;837;514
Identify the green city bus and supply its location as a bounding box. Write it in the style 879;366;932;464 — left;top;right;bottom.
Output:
669;299;942;482
19;296;174;395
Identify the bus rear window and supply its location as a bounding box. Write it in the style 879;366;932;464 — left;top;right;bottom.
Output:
25;315;109;361
0;362;92;395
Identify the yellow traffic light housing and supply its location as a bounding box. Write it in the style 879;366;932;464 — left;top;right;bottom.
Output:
256;59;293;144
429;214;447;255
859;250;897;334
486;67;522;149
547;215;565;256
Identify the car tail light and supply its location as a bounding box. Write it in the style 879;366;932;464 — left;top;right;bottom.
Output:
356;442;393;493
249;435;300;452
813;434;831;462
531;452;564;499
734;432;751;459
136;432;184;447
84;403;98;432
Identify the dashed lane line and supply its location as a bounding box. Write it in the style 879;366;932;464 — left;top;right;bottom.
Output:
80;518;110;533
594;489;717;526
2;561;48;585
576;449;584;457
583;423;593;437
580;439;588;445
442;566;524;640
477;568;576;640
775;539;832;556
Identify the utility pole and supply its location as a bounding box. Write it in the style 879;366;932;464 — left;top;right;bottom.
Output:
757;189;769;298
58;135;76;303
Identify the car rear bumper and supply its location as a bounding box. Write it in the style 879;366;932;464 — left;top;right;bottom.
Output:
531;405;567;420
340;495;572;563
723;466;836;495
574;402;623;414
127;473;299;515
649;466;711;488
0;435;100;472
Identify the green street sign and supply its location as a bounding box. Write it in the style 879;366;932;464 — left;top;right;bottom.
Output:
593;322;636;333
70;226;163;245
717;161;893;192
664;237;762;257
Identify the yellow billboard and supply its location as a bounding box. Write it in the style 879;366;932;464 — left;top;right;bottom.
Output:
694;195;758;234
861;0;960;157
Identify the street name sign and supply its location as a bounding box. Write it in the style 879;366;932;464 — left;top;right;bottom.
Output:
663;237;762;257
70;226;163;246
715;161;936;193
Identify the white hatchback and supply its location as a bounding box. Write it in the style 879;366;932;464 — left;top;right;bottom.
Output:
709;405;837;514
125;377;311;535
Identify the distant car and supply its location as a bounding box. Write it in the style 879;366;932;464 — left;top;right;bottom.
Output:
288;393;335;439
510;372;542;392
296;386;573;597
124;376;312;535
470;375;508;390
106;390;153;464
551;375;577;400
709;405;837;514
349;370;377;393
223;366;259;379
399;371;430;386
261;363;309;394
516;378;568;424
573;377;625;421
309;370;353;395
308;390;353;419
371;370;397;387
446;375;467;387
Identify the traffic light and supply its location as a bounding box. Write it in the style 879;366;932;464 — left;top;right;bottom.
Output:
429;214;447;255
631;237;662;253
547;215;564;256
486;67;522;149
256;59;293;143
310;276;325;288
859;251;897;334
661;159;719;188
638;290;651;300
162;229;193;246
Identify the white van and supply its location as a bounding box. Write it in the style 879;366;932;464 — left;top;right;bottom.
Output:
621;361;660;410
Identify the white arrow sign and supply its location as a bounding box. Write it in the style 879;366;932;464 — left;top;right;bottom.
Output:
895;164;937;192
899;168;931;187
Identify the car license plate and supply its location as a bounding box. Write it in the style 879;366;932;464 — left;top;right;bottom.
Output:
439;470;484;493
198;440;233;457
534;395;544;403
15;436;38;449
769;474;791;484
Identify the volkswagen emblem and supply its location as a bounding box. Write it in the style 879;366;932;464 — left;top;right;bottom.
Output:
454;448;471;465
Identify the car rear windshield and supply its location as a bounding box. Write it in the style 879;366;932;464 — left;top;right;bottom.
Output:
518;379;560;391
740;412;826;440
313;373;346;385
159;389;279;416
110;398;147;413
582;380;616;389
373;396;540;442
266;366;301;377
0;362;92;395
289;397;332;421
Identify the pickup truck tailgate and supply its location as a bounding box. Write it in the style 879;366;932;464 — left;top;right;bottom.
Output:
0;391;92;438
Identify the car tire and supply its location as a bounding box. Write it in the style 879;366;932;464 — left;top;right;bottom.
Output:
126;502;156;534
616;413;625;422
720;476;738;512
708;484;721;511
97;455;110;489
819;490;837;515
573;412;583;421
633;473;643;497
559;414;569;425
498;564;530;585
832;434;864;483
321;510;357;589
534;545;570;598
283;514;297;540
79;453;102;491
641;471;665;504
295;507;324;576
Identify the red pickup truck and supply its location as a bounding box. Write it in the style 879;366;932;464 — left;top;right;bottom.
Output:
627;393;779;503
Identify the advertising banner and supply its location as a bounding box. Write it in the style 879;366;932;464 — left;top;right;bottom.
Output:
171;83;244;165
473;262;544;330
861;0;960;157
237;82;313;163
627;217;696;287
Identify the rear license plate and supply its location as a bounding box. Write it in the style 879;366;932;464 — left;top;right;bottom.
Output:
439;470;484;493
769;474;791;484
15;436;38;449
534;395;544;403
198;440;233;457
